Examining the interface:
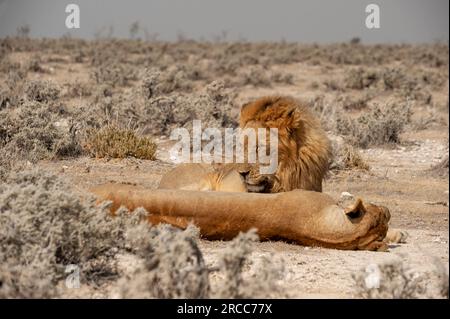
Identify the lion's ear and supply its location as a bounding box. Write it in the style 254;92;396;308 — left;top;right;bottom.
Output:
344;198;367;219
285;107;302;128
286;108;295;117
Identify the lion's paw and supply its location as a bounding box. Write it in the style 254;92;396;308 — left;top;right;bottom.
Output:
384;228;409;244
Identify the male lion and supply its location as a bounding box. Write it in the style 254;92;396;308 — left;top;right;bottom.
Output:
160;96;332;193
239;96;332;193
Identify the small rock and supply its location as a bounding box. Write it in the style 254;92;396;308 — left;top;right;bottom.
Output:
340;192;354;200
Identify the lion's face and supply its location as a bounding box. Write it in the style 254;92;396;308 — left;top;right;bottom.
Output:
344;200;391;251
236;164;276;193
237;96;332;193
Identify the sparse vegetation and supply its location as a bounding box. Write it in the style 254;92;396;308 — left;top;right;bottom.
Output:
0;169;127;297
335;101;412;148
0;169;282;298
430;155;449;177
0;36;447;299
84;125;157;160
333;143;370;171
353;258;448;299
24;80;60;103
0;100;82;177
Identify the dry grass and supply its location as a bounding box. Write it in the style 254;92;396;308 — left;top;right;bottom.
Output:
24;79;60;103
335;101;412;148
430;155;449;177
333;143;370;171
353;258;448;299
84;125;157;160
0;170;282;298
0;100;82;180
0;169;128;297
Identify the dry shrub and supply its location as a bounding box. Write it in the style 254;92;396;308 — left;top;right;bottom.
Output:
92;61;136;87
411;105;446;131
119;227;283;299
1;69;28;108
0;100;82;172
311;96;412;149
84;125;157;160
141;80;237;135
213;230;258;298
338;93;373;111
336;101;412;148
309;95;341;132
345;68;378;90
142;66;193;98
65;81;92;98
236;65;271;87
0;170;281;298
0;169;133;297
332;143;369;171
24;79;60;103
323;79;343;91
270;70;294;85
27;55;45;73
119;224;210;298
353;258;448;299
429;155;449;177
0;87;12;110
380;68;432;102
210;229;285;298
344;66;434;103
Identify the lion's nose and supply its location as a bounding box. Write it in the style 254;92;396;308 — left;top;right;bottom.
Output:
238;170;250;182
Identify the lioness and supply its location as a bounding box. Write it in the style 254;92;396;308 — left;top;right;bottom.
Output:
91;183;390;251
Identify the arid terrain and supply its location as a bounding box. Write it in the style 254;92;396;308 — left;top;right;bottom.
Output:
0;37;448;298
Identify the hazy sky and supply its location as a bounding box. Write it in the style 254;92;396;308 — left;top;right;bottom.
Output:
0;0;448;43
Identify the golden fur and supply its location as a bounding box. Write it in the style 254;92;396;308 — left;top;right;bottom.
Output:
159;96;332;193
239;96;332;192
158;163;247;192
91;183;391;251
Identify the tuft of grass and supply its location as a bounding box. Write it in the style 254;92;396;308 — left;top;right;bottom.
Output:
333;143;370;171
84;125;157;160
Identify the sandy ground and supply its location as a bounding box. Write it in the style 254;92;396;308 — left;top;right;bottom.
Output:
5;48;447;297
39;117;449;298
